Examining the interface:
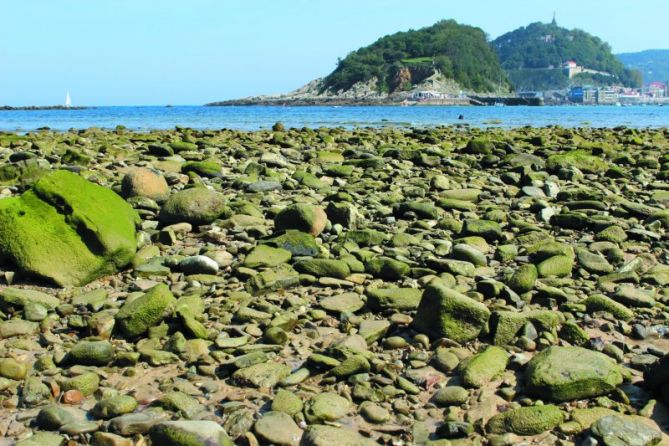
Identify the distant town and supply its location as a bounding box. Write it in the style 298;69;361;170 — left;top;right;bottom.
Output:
410;60;669;106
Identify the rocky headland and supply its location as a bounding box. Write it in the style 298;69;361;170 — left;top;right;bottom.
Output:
0;125;668;445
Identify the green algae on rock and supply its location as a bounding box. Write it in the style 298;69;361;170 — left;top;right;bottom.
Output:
460;346;509;388
149;420;233;446
0;170;139;287
413;283;490;342
300;425;377;446
525;346;623;401
159;187;230;225
274;203;327;236
486;404;564;435
115;283;177;337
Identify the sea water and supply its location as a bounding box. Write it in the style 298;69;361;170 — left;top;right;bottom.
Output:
0;105;667;132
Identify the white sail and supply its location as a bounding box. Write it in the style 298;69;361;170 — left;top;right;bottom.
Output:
65;91;71;108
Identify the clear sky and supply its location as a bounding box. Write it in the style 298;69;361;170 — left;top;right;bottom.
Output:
1;0;667;106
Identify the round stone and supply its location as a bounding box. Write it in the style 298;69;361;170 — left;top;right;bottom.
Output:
121;167;169;202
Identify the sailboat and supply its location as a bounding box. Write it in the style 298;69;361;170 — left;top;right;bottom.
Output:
65;91;72;108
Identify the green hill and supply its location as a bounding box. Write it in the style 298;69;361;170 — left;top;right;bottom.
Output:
493;22;641;91
617;50;669;85
322;20;511;94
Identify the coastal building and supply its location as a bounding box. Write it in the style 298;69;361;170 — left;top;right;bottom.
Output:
647;82;667;98
596;89;618;105
568;86;618;105
411;90;448;101
562;61;613;79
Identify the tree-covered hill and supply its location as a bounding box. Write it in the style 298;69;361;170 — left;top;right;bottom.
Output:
322;20;511;94
493;22;641;90
617;50;669;85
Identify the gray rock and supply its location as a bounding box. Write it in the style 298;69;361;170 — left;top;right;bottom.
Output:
591;415;661;446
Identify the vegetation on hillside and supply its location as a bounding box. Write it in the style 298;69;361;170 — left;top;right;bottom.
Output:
493;22;642;90
322;20;511;94
617;50;669;85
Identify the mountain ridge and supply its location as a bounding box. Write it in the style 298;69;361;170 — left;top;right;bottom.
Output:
617;49;669;84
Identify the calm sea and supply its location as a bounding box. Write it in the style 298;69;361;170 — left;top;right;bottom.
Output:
0;105;667;132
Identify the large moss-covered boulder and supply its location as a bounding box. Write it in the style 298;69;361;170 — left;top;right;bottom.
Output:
0;170;139;287
413;283;490;342
525;346;623;402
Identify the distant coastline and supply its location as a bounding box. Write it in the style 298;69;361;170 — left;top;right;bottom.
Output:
0;105;89;111
206;97;542;107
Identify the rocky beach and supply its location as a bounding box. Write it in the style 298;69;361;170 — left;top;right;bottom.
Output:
0;124;668;446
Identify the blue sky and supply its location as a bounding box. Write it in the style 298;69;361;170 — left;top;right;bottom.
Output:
1;0;667;106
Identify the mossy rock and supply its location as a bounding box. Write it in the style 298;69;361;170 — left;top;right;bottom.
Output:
464;138;495;155
271;389;303;416
59;372;100;396
263;230;321;257
0;288;60;311
245;264;300;295
61;149;91;166
490;310;564;345
274;204;327;236
150;420;233;446
15;432;65;446
591;415;662;446
244;245;292;268
170;141;199;152
486;404;564;435
294;170;328;189
181;160;222;178
366;287;422;311
583;294;634;321
364;256;410;281
93;395;138;419
546;150;608;173
326;202;360;228
460;346;509;388
395;201;439;219
507;264;537;293
159;188;230;226
301;425;377;446
68;340;115;366
115;283;177;338
537;255;573;278
345;229;387;246
525;346;623;402
0;170;139;287
461;219;503;242
413;283;490;342
294;258;350;279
